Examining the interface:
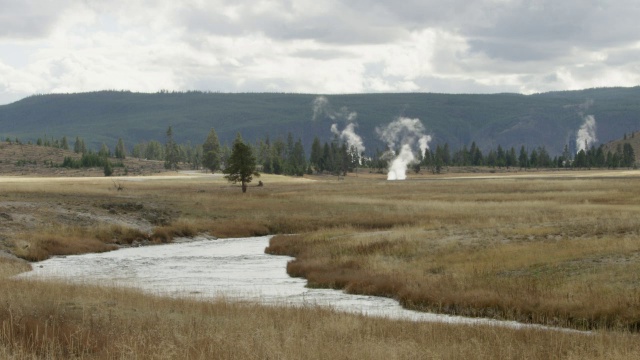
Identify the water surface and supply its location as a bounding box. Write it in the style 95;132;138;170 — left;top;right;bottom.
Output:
20;236;558;329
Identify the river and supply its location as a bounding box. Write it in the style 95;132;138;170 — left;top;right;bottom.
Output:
18;235;564;330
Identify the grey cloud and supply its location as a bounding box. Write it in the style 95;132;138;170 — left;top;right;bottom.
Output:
176;1;408;45
0;0;71;38
466;39;569;62
3;0;640;103
604;48;640;67
175;0;640;61
411;76;522;95
461;1;640;61
291;48;355;60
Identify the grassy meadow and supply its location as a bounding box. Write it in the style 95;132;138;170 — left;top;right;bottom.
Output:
1;170;640;358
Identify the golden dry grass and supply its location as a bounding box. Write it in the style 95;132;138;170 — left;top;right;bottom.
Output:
1;170;640;358
264;175;640;331
0;257;31;278
1;275;639;360
10;225;149;261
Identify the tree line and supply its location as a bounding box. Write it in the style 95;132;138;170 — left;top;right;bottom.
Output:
4;127;638;178
419;141;636;173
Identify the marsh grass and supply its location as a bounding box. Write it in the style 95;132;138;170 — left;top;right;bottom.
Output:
2;171;640;357
266;176;640;331
0;275;639;359
11;225;146;261
0;257;30;278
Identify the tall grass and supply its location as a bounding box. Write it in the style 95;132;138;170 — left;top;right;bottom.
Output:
2;171;640;357
0;273;639;359
11;225;147;261
264;176;640;331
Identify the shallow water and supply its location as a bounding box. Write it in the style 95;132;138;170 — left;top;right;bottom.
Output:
19;236;558;329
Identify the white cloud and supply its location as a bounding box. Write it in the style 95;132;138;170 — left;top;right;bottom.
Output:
1;0;640;104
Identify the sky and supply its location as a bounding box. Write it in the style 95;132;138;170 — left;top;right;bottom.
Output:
1;0;640;105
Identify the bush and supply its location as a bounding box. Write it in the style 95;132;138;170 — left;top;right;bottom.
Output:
104;161;113;176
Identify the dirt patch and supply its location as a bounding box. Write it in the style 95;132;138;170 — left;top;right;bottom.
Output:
101;202;173;226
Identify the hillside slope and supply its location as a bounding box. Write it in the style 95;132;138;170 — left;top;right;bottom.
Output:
0;143;166;176
602;131;640;163
1;88;639;155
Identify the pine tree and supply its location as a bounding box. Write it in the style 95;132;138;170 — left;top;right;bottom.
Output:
537;146;551;168
519;146;529;169
61;136;69;150
422;148;433;171
98;143;110;157
574;150;587;168
309;137;323;172
224;139;260;193
259;137;272;173
442;143;451;166
486;149;497;168
433;146;444;174
103;161;113;177
270;138;286;175
506;147;517;168
74;137;86;154
622;143;636;168
202;128;221;173
470;142;483;166
164;126;180;170
529;148;538;168
289;138;307;176
145;141;165;160
115;138;126;159
132;142;145;159
496;145;506;168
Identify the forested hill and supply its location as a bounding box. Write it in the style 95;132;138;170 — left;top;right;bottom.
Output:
1;87;639;155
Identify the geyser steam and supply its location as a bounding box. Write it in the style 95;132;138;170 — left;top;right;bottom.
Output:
576;115;597;153
313;96;365;154
331;123;365;154
376;117;432;181
387;144;414;180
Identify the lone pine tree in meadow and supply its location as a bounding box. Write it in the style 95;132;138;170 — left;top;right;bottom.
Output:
224;137;260;193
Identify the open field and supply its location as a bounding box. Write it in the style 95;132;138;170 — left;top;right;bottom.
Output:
1;169;640;358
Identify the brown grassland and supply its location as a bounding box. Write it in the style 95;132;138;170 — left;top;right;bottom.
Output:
1;169;640;358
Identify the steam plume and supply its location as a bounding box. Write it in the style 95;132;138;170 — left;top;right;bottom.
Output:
376;117;432;181
576;115;597;153
387;144;415;180
331;122;366;153
419;135;432;156
312;96;331;121
313;96;365;154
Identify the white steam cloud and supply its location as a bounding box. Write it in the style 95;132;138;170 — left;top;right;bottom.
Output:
314;96;365;154
312;96;331;121
376;117;432;181
331;122;365;154
387;144;415;180
576;115;597;153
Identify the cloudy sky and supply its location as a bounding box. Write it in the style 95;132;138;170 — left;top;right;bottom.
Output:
1;0;640;105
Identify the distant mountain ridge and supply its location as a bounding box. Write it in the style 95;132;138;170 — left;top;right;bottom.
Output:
0;87;639;155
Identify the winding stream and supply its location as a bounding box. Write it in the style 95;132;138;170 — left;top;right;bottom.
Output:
18;236;565;330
